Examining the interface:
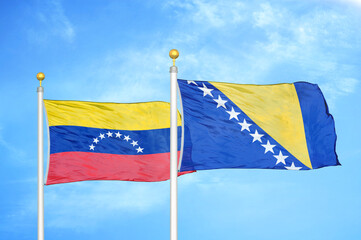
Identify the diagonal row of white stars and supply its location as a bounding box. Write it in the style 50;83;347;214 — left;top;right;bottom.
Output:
188;80;301;170
89;131;144;153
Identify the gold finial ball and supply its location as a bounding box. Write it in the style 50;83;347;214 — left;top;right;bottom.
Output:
169;49;179;60
36;72;45;81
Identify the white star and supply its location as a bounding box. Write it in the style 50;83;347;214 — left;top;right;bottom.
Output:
261;140;276;154
124;135;130;141
136;146;144;153
89;144;95;150
226;107;241;120
99;133;105;139
131;140;138;147
285;162;302;170
274;150;288;165
213;95;227;109
187;80;197;86
106;131;113;137
238;119;252;132
115;132;122;138
250;130;264;143
93;138;99;144
198;83;214;97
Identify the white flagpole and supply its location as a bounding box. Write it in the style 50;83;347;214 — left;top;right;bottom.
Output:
37;72;45;240
169;49;179;240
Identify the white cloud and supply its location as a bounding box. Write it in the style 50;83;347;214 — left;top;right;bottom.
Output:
253;2;283;27
0;127;26;161
320;77;359;108
332;0;361;7
90;48;172;103
29;0;75;43
3;173;196;231
43;172;201;230
338;78;359;93
44;181;169;229
165;0;246;28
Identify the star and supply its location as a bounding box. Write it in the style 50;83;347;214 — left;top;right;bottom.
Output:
274;150;288;165
187;80;197;86
285;162;302;170
261;140;276;154
89;144;95;150
250;130;264;143
198;83;214;97
99;133;105;139
131;140;138;147
124;135;130;141
93;138;99;144
238;119;252;132
226;107;241;120
136;146;144;153
115;132;122;138
213;95;227;109
106;131;113;137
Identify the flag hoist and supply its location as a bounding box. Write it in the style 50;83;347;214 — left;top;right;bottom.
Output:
37;72;45;240
169;49;179;240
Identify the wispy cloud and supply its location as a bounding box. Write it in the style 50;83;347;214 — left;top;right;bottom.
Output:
253;2;284;28
94;48;172;103
44;181;169;229
28;0;75;43
332;0;361;8
0;127;26;161
320;77;359;107
3;180;168;231
165;0;246;28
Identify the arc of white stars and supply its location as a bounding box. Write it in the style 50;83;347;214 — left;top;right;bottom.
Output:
238;119;252;132
136;146;144;153
285;162;302;170
213;95;227;109
187;80;197;86
198;83;214;97
261;140;276;154
89;133;143;153
226;107;240;120
274;150;288;165
250;130;264;143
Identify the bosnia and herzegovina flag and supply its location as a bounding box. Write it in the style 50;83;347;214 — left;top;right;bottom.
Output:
178;79;339;172
44;100;185;185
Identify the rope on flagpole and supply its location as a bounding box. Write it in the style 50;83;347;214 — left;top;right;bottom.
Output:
37;72;45;240
169;49;179;240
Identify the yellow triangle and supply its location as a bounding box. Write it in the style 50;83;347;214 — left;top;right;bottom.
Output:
210;81;312;169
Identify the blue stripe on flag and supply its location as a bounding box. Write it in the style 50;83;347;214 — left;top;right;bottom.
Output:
294;82;339;169
49;125;182;155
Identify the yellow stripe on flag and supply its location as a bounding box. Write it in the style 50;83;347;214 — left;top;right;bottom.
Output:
210;82;312;169
44;100;181;130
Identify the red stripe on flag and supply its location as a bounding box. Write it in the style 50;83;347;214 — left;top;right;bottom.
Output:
46;151;192;185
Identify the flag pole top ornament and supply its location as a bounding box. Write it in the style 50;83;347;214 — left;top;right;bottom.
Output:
169;49;179;66
37;72;45;86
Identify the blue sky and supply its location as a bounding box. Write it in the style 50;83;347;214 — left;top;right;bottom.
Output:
1;0;361;239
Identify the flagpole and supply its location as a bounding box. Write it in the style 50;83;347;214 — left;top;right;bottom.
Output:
169;49;179;240
37;72;45;240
